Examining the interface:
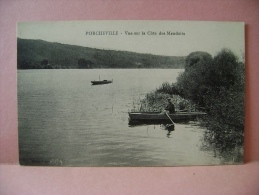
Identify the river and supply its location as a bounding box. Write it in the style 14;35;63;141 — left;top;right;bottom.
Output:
18;69;220;166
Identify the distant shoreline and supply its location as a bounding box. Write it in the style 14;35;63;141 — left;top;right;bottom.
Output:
17;38;186;69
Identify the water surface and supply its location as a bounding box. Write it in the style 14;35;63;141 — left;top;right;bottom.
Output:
18;69;220;166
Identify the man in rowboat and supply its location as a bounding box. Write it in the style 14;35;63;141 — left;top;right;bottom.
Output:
162;98;175;114
162;99;175;130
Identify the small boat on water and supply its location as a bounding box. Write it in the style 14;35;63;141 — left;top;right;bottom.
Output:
128;111;206;125
91;80;113;85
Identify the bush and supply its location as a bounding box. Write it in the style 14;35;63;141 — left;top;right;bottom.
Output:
155;82;180;95
133;90;195;113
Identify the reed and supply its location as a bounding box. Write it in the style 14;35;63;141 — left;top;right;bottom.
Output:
131;89;196;112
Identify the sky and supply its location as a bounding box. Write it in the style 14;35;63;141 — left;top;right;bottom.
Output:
17;20;245;58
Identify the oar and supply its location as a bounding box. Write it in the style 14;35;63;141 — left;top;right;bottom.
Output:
165;112;175;126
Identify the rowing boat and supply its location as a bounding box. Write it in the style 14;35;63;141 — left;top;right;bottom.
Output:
128;111;206;125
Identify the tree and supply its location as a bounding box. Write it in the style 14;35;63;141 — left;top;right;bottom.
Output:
176;49;245;154
185;51;213;70
20;60;32;69
207;49;243;91
78;58;93;69
176;51;213;106
40;59;53;69
141;57;152;68
41;59;49;66
86;60;93;68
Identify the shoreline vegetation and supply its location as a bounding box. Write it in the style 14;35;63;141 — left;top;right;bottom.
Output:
133;49;245;164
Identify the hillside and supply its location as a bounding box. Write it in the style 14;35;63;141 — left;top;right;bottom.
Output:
17;38;186;69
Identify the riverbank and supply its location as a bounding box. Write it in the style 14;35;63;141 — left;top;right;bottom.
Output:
135;49;245;164
135;87;243;164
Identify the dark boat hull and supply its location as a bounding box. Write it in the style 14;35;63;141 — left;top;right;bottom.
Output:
128;111;206;125
91;80;112;85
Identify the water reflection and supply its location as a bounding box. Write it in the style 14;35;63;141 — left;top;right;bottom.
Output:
129;122;176;138
161;124;175;138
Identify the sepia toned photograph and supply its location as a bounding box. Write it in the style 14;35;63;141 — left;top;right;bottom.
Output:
17;20;245;166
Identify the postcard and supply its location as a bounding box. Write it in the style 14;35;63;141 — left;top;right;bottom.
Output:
17;20;245;166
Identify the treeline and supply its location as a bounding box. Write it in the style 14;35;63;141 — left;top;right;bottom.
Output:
17;38;186;69
151;49;245;161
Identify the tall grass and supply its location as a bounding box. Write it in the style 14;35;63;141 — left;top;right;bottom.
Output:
131;89;196;112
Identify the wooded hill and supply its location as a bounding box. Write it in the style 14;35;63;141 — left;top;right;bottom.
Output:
17;38;186;69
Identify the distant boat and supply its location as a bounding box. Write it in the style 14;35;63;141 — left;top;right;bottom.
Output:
91;79;113;85
91;80;113;85
91;75;113;85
